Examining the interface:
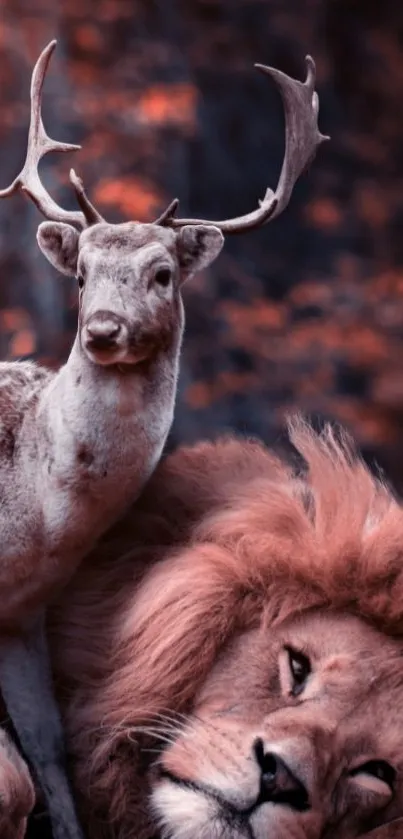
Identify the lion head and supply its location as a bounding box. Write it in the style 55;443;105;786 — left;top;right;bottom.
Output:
151;609;403;839
49;418;403;839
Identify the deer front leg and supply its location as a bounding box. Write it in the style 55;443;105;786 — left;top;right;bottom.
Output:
0;610;84;839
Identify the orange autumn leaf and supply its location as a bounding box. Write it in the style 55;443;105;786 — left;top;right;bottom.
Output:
221;300;287;331
216;370;257;397
345;327;390;367
288;282;332;307
186;381;213;410
305;197;342;229
136;84;197;129
355;182;390;228
9;329;36;358
186;371;258;409
93;177;163;220
1;308;30;331
74;25;104;52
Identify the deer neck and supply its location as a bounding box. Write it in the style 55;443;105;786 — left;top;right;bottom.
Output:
63;334;178;420
37;326;182;530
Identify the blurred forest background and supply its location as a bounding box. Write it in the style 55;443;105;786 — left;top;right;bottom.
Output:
1;0;403;488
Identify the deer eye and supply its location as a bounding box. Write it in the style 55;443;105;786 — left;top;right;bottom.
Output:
154;267;172;288
77;266;86;290
285;646;311;696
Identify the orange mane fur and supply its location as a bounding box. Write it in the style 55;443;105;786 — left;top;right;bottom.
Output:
50;417;403;831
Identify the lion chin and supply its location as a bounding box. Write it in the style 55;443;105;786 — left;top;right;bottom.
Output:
43;416;403;839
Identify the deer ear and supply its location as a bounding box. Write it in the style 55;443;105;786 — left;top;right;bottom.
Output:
176;225;224;282
37;222;80;277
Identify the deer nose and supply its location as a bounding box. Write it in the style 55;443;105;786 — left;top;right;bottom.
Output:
253;739;310;811
85;313;123;349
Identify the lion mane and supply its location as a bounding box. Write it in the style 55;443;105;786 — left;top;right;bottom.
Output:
48;417;403;835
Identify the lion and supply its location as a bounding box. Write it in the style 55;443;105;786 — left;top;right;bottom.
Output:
12;419;403;836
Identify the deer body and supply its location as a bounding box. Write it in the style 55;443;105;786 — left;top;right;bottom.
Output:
0;344;177;625
0;38;327;839
0;217;222;839
0;225;188;626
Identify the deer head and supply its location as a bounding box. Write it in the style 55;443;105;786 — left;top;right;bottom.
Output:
40;220;223;366
0;41;328;367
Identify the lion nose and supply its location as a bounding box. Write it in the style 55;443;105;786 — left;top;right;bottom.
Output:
85;312;123;350
253;739;310;811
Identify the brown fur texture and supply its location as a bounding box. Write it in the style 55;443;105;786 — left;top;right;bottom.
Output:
0;728;35;839
47;418;403;838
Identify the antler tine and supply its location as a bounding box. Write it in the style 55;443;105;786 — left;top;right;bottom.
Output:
69;169;103;224
153;198;180;225
159;56;329;234
0;40;102;229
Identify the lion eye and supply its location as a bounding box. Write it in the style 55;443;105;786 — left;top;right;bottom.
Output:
285;646;311;696
351;760;396;791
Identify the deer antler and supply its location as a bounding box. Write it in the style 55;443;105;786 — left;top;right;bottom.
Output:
158;56;329;234
0;40;103;230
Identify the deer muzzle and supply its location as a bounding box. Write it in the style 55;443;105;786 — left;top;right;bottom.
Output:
82;311;131;366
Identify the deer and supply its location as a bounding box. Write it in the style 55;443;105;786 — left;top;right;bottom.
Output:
0;39;327;839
